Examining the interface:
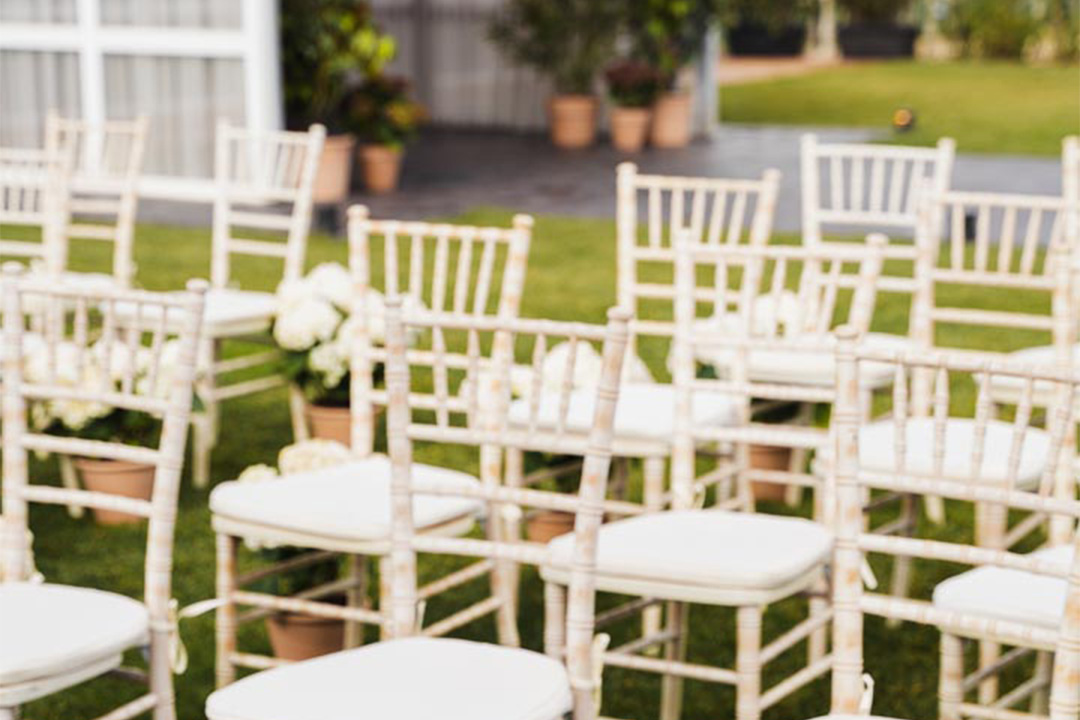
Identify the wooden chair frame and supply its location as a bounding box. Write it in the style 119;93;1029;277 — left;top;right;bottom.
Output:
45;112;148;288
801;134;955;295
0;146;71;273
0;268;205;720
830;329;1080;720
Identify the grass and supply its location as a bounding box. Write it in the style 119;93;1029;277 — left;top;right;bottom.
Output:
720;60;1080;156
21;211;1052;720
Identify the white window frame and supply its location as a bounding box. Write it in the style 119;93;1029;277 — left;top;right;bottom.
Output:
0;0;283;202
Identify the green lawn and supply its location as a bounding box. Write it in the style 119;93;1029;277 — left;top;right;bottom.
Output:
721;61;1080;156
23;212;1049;720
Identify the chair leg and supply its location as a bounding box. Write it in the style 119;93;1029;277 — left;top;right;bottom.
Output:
659;601;688;720
58;455;85;518
543;582;567;659
642;456;666;651
214;533;238;689
193;339;219;489
288;383;310;442
1031;650;1053;715
344;554;368;648
150;624;176;720
975;501;1007;705
939;632;965;720
736;605;763;720
498;447;525;647
378;556;393;640
887;493;917;627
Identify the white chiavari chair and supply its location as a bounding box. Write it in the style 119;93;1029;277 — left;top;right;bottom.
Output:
204;300;628;720
0;267;205;720
0;147;70;274
115;121;325;488
801;134;955;311
208;204;532;684
807;329;1080;720
45;112;148;290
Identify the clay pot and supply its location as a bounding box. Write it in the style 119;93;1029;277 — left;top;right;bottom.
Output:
266;613;345;661
525;510;576;543
74;458;155;525
359;145;403;194
610;107;651;153
305;403;352;446
548;95;598;149
749;444;792;503
650;92;693;149
312;134;356;204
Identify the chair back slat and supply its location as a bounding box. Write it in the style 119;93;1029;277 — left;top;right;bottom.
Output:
210;121;325;288
0;147;70;273
1;268;205;626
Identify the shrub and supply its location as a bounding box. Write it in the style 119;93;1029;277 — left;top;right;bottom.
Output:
839;0;911;25
945;0;1039;59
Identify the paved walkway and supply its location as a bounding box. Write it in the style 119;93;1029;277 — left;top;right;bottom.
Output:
143;125;1064;237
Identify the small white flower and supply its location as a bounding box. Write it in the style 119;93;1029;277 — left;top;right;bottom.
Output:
278;439;351;475
273;296;341;351
237;463;280;483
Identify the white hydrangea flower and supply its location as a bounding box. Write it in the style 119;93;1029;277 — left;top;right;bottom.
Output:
273;296;341;351
237;463;280;483
509;341;654;400
305;262;353;310
278;439;351;475
309;339;349;389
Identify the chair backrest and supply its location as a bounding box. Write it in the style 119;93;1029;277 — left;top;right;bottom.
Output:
382;300;628;718
211;120;325;289
347;204;532;453
616;163;781;344
830;330;1080;719
45;113;149;287
0;147;71;273
910;189;1075;402
671;231;885;511
801;134;955;293
0;268;205;627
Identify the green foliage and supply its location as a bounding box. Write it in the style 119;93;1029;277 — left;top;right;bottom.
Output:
944;0;1039;59
343;74;425;147
624;0;727;87
724;0;816;32
839;0;910;24
488;0;622;95
605;60;665;108
280;0;397;130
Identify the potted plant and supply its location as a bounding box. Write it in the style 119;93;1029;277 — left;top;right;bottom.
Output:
236;441;354;659
27;337;188;525
524;454;580;541
605;60;663;153
345;73;425;194
625;0;724;149
838;0;919;58
280;0;396;204
725;0;814;57
489;0;622;149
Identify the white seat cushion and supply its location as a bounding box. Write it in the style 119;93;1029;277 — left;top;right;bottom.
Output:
695;329;909;389
854;417;1051;489
988;343;1080;405
508;383;738;442
210;456;483;544
205;637;571;720
57;271;120;292
114;288;277;335
932;545;1072;630
0;583;148;686
543;510;832;605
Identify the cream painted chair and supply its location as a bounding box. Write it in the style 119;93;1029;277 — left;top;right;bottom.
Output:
0;269;205;720
804;328;1080;720
209;205;532;685
204;301;629;720
0;146;70;272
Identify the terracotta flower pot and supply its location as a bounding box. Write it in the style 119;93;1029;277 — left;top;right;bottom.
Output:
610;107;651;153
525;510;576;543
548;95;598;149
650;92;693;149
312;134;356;204
266;612;345;661
359;145;403;194
305;403;352;446
74;458;155;525
749;444;792;503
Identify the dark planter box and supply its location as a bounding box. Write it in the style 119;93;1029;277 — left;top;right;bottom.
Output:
838;24;919;58
727;24;806;57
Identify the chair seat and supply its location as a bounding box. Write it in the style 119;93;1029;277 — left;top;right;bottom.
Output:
56;271;121;293
932;545;1072;631
210;456;483;553
542;510;832;605
114;288;277;336
987;343;1080;406
0;583;148;687
695;329;909;389
508;383;738;443
818;417;1051;489
205;637;572;720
